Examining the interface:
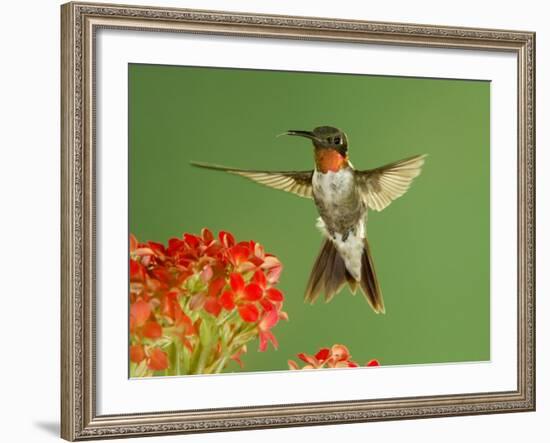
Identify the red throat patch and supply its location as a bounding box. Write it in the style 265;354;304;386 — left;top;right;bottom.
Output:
315;149;348;173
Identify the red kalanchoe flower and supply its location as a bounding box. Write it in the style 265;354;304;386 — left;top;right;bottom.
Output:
130;344;146;364
147;347;169;371
220;272;262;322
295;347;331;369
258;309;280;352
230;345;247;369
129;229;287;377
129;344;169;372
288;344;379;370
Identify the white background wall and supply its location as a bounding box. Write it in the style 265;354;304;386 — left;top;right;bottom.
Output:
0;0;547;441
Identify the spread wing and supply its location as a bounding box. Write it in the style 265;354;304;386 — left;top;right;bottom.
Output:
190;161;314;199
355;154;427;211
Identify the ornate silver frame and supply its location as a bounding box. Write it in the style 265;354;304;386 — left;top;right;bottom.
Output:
61;1;536;440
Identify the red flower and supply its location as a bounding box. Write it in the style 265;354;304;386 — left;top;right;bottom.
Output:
130;298;151;334
147;347;169;371
143;321;162;339
130;345;145;363
295;347;331;369
288;344;379;370
129;344;169;372
230;345;247;368
131;299;150;326
129;229;287;376
258;309;279;352
219;231;235;247
330;344;351;364
219;273;263;322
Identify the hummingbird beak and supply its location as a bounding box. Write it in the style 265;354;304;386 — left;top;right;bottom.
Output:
280;130;317;141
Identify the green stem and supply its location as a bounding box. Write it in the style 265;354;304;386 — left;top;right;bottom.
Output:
189;341;202;374
195;338;214;375
175;341;182;375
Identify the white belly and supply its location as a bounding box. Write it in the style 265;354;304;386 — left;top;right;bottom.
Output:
312;168;355;208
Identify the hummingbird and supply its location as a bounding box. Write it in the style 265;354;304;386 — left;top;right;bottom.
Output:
191;126;426;314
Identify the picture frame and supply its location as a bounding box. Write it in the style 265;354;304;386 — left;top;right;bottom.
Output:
60;1;536;440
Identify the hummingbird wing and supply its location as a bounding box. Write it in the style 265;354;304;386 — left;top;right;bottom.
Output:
355;154;426;211
190;161;314;198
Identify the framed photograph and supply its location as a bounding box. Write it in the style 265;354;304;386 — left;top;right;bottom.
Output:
61;1;535;440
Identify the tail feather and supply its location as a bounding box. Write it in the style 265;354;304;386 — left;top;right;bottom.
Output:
324;242;347;302
305;239;346;303
360;239;385;314
304;238;385;314
345;272;358;295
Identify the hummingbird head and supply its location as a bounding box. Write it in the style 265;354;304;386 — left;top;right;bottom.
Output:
283;126;349;173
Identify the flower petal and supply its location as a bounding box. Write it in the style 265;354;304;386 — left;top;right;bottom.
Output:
200;265;214;283
238;303;259;323
252;269;267;288
259;298;275;312
133;247;155;257
201;227;214;244
184;233;201;248
331;344;350;362
259;330;278;352
254;242;265;259
315;348;330;362
219;231;235;248
130;234;138;253
229;244;251;264
151;267;171;284
259;309;279;331
130;344;145;363
229;273;245;292
288;360;299;370
130;299;151;327
129;259;145;281
366;359;380;367
208;277;226;297
230;345;247;368
143;321;162;339
266;287;284;302
262;255;281;269
167;237;186;256
243;283;263;301
220;290;235;310
204;296;222;317
297;353;319;367
266;264;283;284
259;331;268;352
148;347;169;371
147;241;166;257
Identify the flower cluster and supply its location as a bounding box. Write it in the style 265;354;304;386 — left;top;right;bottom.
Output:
129;229;287;377
288;344;380;370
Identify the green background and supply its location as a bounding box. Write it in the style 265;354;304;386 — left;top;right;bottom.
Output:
129;63;490;372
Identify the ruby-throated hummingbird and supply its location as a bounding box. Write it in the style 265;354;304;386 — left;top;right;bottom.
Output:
191;126;426;314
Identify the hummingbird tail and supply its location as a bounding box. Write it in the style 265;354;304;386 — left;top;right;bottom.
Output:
304;238;385;314
304;239;360;304
359;239;385;314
